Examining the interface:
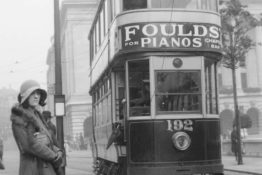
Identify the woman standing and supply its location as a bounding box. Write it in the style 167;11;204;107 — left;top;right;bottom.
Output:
10;80;63;175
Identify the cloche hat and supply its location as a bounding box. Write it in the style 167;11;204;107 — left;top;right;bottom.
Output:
18;80;47;106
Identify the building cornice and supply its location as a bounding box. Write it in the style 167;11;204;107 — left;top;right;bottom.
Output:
61;0;98;25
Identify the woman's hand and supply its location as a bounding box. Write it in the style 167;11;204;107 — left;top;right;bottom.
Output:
52;151;63;168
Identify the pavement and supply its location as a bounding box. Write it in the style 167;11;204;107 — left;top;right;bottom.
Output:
67;151;262;175
65;150;94;175
2;146;262;175
223;155;262;174
0;149;95;175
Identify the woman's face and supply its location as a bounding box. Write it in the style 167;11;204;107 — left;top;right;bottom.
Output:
28;90;41;108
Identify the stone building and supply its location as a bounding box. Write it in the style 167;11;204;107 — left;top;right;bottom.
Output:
219;0;262;137
46;0;98;142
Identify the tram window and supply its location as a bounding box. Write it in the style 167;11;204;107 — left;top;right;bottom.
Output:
205;59;218;114
99;102;103;125
115;72;126;120
108;78;111;90
92;93;96;104
96;90;100;101
107;94;112;123
151;0;218;12
102;99;107;124
100;86;103;97
115;0;121;15
100;7;105;42
201;0;217;11
104;0;108;30
93;106;97;126
128;60;150;117
90;34;93;62
96;104;100;125
118;87;125;120
108;0;114;23
151;0;174;8
123;0;147;11
155;71;201;113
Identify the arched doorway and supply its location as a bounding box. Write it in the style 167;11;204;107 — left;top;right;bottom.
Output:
246;107;259;135
220;109;234;139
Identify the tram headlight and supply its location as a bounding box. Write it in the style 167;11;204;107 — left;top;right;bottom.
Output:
172;132;191;151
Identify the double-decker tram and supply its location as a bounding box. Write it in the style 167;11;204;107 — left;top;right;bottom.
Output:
89;0;223;174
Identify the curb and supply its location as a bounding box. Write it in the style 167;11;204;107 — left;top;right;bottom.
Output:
224;168;262;175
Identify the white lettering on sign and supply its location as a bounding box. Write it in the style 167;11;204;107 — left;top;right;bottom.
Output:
167;120;193;132
141;37;203;48
125;25;139;42
123;23;221;51
160;24;177;36
178;24;193;36
124;23;220;40
209;26;220;38
142;24;158;36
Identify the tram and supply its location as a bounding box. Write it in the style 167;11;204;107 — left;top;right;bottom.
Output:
88;0;223;174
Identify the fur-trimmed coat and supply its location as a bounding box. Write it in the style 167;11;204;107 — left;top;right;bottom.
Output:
10;104;60;175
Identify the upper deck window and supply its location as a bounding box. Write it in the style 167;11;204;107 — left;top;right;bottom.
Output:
152;0;218;11
122;0;218;12
123;0;147;11
151;0;174;8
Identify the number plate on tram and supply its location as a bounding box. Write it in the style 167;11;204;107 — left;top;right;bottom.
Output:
166;119;193;132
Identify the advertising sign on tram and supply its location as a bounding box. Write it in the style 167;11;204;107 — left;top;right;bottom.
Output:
120;22;221;53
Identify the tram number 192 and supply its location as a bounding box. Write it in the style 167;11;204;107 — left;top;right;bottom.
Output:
166;120;193;132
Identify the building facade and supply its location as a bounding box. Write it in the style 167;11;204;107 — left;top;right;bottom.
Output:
46;0;98;142
0;88;17;141
219;0;262;137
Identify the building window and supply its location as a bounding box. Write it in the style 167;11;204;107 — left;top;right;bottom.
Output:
241;73;247;89
239;59;246;67
218;73;223;88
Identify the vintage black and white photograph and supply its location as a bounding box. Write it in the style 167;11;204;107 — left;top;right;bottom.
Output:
0;0;262;175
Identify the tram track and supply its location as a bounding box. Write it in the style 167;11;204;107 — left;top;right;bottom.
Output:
224;170;262;175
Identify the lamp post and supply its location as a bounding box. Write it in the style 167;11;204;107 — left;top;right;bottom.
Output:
54;0;66;174
227;15;243;165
